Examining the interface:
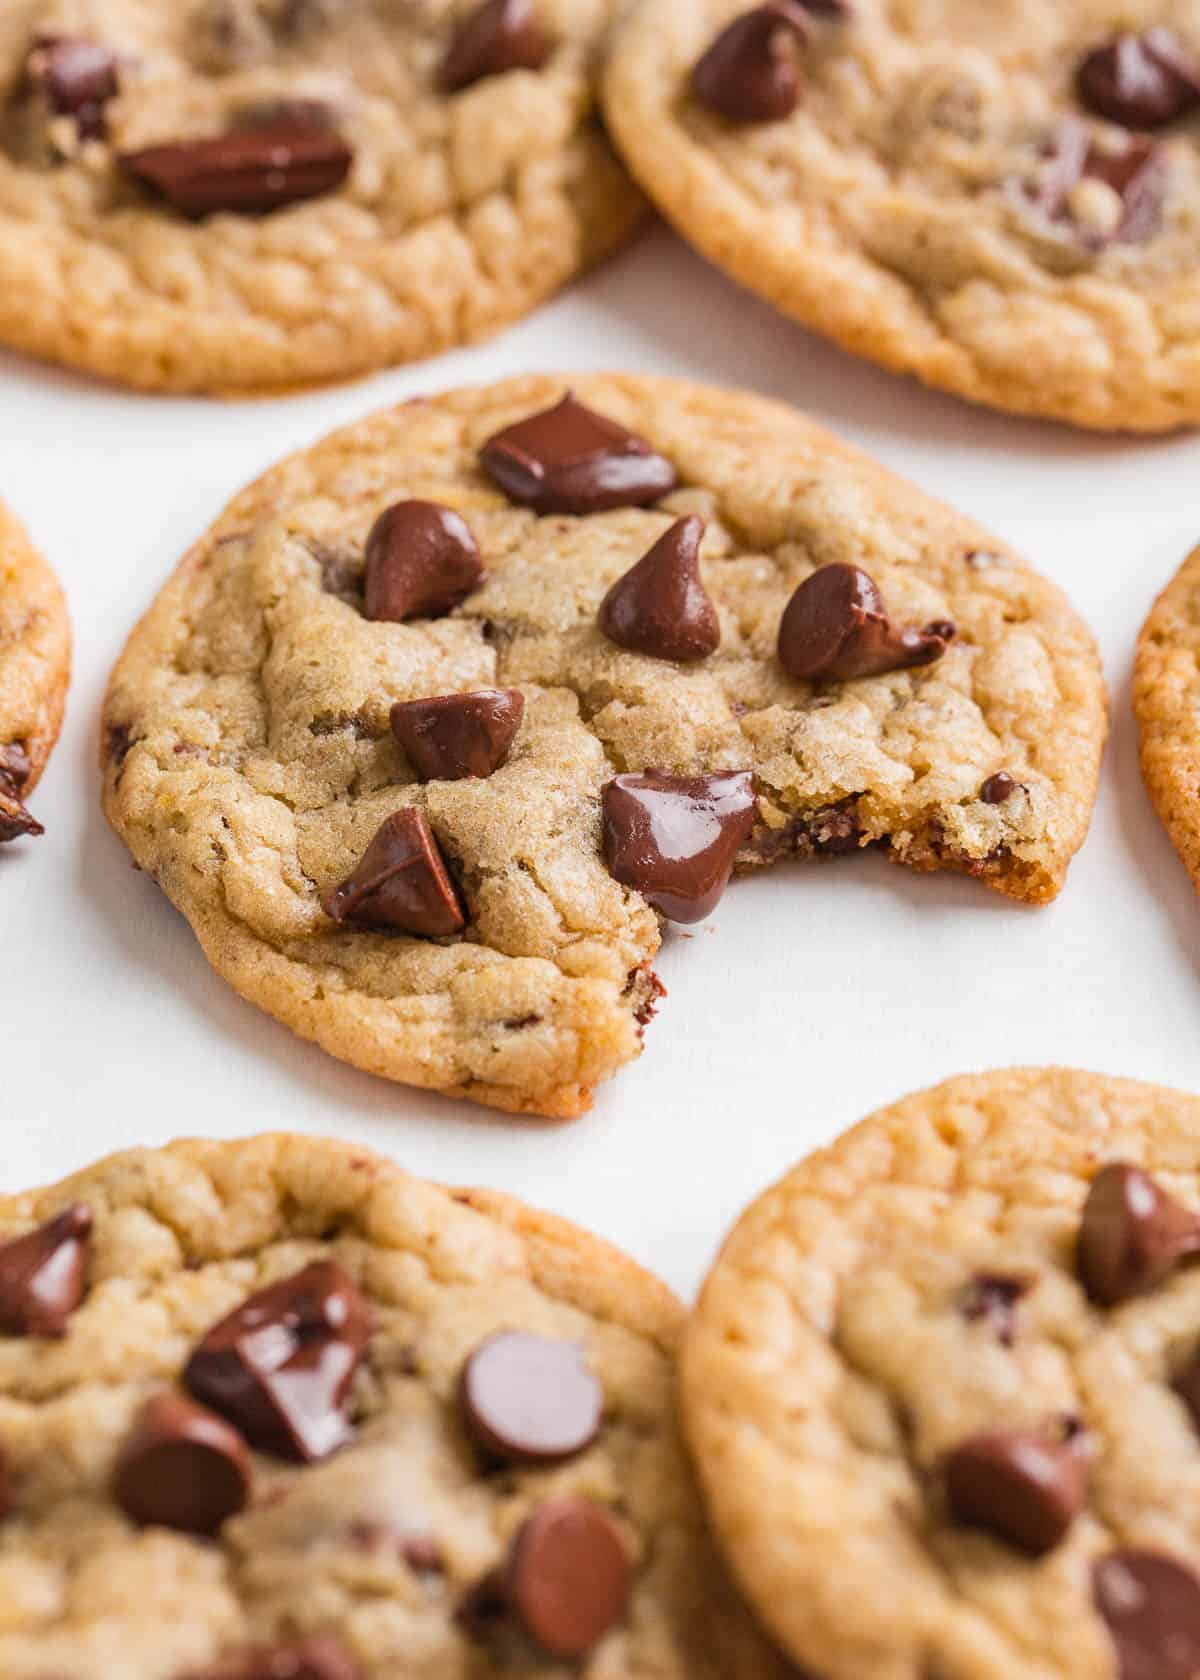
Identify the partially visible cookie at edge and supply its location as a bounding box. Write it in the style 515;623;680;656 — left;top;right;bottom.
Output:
0;499;69;843
1135;543;1200;887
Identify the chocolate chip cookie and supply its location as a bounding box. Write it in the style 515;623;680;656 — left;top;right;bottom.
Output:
1135;543;1200;887
604;1;1200;431
0;499;69;843
682;1066;1200;1680
0;1;641;392
101;374;1106;1116
0;1131;786;1680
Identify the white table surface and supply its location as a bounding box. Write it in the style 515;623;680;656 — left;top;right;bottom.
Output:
3;221;1198;1301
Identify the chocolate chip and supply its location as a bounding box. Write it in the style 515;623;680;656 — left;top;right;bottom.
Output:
0;1204;92;1337
0;743;31;795
693;3;812;125
961;1273;1031;1345
363;501;483;623
1032;121;1167;246
980;772;1016;804
459;1332;603;1464
0;788;42;844
119;124;352;217
440;0;551;92
322;810;466;936
401;1535;445;1575
1093;1551;1200;1680
944;1430;1086;1554
1077;1162;1200;1306
113;1390;252;1535
598;516;720;662
777;563;953;683
27;36;119;139
181;1635;364;1680
390;689;524;781
183;1260;372;1462
601;769;756;923
1077;30;1200;130
479;394;678;516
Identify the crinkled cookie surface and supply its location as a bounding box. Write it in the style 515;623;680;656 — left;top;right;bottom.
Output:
0;499;69;841
100;374;1106;1117
1135;543;1200;887
0;0;641;391
604;0;1200;430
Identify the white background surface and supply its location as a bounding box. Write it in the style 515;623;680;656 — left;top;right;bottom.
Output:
3;222;1199;1301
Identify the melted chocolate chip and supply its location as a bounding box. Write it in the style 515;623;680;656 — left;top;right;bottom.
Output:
777;563;953;683
601;769;756;923
0;1204;92;1337
1093;1551;1200;1680
479;395;678;515
440;0;551;92
944;1430;1087;1554
1077;1162;1200;1306
27;36;119;139
0;787;42;843
1077;29;1200;130
182;1635;364;1680
183;1260;372;1462
0;743;31;795
692;3;811;124
1032;120;1168;247
363;501;483;622
322;810;466;936
390;689;523;781
980;772;1016;804
113;1390;252;1535
459;1332;603;1464
119;124;353;217
598;516;720;662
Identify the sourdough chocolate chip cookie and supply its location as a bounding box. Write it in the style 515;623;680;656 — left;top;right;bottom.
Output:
0;1;641;392
0;1133;786;1679
101;374;1106;1116
604;0;1200;431
1135;544;1200;887
0;499;69;843
682;1068;1200;1680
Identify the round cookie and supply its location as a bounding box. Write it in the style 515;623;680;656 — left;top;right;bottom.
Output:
100;374;1106;1117
0;1;642;392
0;499;69;843
0;1132;786;1680
682;1067;1200;1680
604;0;1200;431
1135;543;1200;886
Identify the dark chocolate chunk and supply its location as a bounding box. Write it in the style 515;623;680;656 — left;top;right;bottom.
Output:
601;769;756;923
598;516;720;662
321;810;466;936
777;562;953;683
113;1390;252;1535
120;124;352;217
181;1635;364;1680
0;1204;92;1337
184;1259;372;1462
1032;120;1168;246
440;0;551;92
945;1430;1087;1554
1077;30;1200;130
1093;1550;1200;1680
27;36;119;139
1077;1162;1200;1306
390;689;523;781
0;788;42;843
692;3;811;124
479;394;678;515
980;772;1016;804
363;501;483;623
961;1273;1031;1345
459;1332;603;1464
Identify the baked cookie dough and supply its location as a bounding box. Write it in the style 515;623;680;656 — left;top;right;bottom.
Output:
0;499;69;843
1135;543;1200;886
682;1067;1200;1680
0;1131;786;1680
0;1;642;392
604;0;1200;431
101;374;1106;1117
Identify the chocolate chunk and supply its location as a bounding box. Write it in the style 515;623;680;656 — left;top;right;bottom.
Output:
692;3;811;124
182;1635;364;1680
0;1204;92;1337
184;1260;372;1462
363;501;483;623
27;36;119;139
113;1390;252;1535
390;688;523;781
598;516;720;662
119;124;352;217
459;1332;603;1464
0;743;31;795
945;1431;1086;1554
1077;1162;1200;1306
777;563;953;683
322;810;466;936
479;394;678;516
440;0;551;92
1032;121;1168;246
0;788;42;844
961;1273;1031;1345
980;772;1016;804
1077;30;1200;130
1093;1551;1200;1680
602;769;756;923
